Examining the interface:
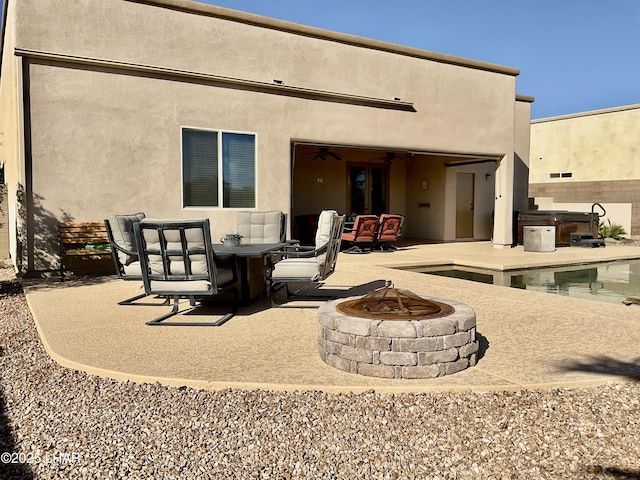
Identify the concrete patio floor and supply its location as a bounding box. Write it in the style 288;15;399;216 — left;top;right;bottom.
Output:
23;241;640;393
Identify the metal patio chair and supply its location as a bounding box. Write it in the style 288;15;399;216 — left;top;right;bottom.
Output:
105;212;148;305
236;210;287;244
341;214;379;253
267;210;346;305
373;214;404;251
134;219;238;326
236;210;289;302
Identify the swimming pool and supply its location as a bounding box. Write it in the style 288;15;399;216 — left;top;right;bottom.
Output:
405;260;640;305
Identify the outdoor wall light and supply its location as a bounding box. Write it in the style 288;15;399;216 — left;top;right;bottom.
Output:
393;97;402;101
485;173;492;181
273;79;284;85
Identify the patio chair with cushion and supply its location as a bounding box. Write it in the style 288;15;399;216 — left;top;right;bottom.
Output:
341;214;379;254
235;210;288;301
267;210;346;305
236;210;286;244
134;219;238;326
373;214;404;251
105;212;147;305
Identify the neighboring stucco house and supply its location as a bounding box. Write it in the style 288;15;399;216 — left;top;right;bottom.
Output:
529;103;640;236
0;0;532;274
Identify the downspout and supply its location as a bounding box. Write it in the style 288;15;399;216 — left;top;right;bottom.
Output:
16;56;31;276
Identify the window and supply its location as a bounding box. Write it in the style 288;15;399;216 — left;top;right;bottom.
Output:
549;172;572;179
182;128;256;208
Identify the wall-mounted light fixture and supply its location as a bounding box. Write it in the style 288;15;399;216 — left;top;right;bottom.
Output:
272;79;284;85
485;173;492;181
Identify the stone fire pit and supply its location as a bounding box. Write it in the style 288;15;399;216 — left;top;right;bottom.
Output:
318;287;478;379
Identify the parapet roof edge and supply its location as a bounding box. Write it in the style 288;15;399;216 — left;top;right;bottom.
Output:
516;94;535;103
126;0;520;77
532;103;640;123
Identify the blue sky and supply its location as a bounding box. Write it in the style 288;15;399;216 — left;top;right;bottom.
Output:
197;0;640;119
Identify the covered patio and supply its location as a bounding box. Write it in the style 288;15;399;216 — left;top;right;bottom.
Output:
290;144;501;244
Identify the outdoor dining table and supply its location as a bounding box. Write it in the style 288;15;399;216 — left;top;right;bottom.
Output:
212;242;287;306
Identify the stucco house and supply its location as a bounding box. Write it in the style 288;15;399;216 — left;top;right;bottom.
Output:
0;0;532;275
529;103;640;236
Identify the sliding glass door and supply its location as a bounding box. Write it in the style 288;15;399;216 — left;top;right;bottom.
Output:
347;163;388;215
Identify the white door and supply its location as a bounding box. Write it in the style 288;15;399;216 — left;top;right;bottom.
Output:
456;173;475;239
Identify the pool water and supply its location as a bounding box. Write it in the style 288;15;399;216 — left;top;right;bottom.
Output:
412;261;640;305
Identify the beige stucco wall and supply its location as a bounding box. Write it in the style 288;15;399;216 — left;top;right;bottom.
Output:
529;104;640;235
513;97;533;212
3;0;526;271
530;104;640;183
405;157;447;240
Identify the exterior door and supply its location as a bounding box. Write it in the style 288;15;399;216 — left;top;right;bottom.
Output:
456;172;475;239
347;163;388;215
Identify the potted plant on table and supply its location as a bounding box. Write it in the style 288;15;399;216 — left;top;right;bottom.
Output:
221;232;243;247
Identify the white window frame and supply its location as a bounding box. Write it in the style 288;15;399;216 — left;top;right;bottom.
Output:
181;126;258;209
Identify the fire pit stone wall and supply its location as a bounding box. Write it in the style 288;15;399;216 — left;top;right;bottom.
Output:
318;296;478;379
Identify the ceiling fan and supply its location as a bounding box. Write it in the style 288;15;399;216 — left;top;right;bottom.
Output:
300;147;344;161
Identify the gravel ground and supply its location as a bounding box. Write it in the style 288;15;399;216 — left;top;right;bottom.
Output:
1;268;640;479
606;236;640;247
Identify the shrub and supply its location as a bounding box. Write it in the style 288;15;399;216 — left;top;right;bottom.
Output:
598;219;626;240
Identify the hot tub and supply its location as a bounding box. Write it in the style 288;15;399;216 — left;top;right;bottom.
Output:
516;210;599;246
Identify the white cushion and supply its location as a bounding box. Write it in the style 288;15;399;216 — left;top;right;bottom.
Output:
109;212;145;265
237;211;284;244
149;280;212;293
271;258;321;282
148;265;234;293
122;261;141;277
315;210;337;249
143;226;208;276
